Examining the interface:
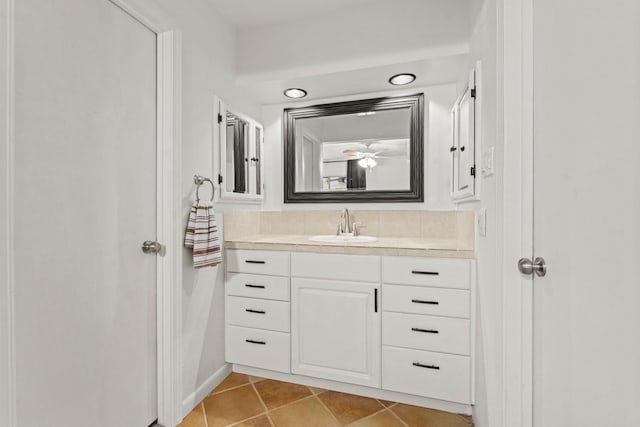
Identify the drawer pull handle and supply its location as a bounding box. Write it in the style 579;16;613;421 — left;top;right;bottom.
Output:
413;362;440;370
245;284;265;289
411;299;439;305
245;260;265;264
411;327;439;334
411;270;439;276
245;309;266;314
245;339;266;345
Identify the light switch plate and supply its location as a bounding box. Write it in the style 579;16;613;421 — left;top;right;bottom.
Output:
482;147;495;177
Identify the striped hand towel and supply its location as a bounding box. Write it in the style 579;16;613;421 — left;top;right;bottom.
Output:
184;202;222;268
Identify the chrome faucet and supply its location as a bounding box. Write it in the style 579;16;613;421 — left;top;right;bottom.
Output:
337;208;352;235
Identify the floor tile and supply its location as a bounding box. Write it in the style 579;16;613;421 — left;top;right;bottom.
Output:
248;375;265;384
348;410;406;427
254;379;312;410
203;384;265;427
391;404;473;427
178;404;206;427
308;386;326;395
233;414;273;427
318;391;384;425
270;397;339;427
376;400;396;408
212;372;251;394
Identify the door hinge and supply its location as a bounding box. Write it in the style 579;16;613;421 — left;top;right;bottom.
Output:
217;113;222;123
470;165;476;177
218;174;223;184
470;87;477;98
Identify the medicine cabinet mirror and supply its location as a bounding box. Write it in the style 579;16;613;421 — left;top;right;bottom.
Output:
283;93;424;203
215;96;264;202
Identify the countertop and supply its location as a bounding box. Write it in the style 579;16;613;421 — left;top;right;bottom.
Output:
224;234;475;259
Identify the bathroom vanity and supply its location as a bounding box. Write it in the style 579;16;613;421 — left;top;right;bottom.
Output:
222;210;476;415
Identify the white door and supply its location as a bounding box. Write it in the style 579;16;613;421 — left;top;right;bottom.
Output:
532;1;640;426
291;278;380;387
13;1;158;426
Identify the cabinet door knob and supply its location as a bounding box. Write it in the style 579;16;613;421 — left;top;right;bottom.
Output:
450;146;457;152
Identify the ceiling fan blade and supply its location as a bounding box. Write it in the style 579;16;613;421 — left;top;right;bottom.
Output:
342;149;362;156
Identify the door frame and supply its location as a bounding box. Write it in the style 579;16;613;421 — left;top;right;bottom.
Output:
502;0;534;426
0;1;184;426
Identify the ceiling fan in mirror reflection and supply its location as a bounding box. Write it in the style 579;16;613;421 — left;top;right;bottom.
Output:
340;140;408;169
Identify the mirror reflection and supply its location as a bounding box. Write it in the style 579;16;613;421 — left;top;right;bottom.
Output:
225;111;249;194
294;109;411;193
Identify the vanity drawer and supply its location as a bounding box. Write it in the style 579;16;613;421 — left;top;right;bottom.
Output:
226;296;290;332
226;325;290;373
382;257;471;289
382;285;470;318
227;249;290;276
382;312;470;355
382;346;471;404
226;273;290;301
291;252;380;282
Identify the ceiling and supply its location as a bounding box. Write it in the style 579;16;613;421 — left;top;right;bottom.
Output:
243;54;468;105
209;0;381;29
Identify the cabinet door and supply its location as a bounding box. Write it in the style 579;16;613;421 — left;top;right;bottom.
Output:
451;66;478;201
215;96;264;202
291;278;380;387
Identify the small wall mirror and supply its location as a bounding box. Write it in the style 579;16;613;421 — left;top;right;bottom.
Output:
215;97;264;202
284;94;424;203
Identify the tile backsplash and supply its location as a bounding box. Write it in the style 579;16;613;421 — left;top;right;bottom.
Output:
224;210;475;245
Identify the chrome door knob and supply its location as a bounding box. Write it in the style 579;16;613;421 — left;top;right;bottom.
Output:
518;257;547;277
141;240;162;254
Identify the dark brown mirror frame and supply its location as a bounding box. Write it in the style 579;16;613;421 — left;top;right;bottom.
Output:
283;93;425;203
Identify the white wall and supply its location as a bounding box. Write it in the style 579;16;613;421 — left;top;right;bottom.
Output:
262;85;457;211
236;0;471;83
455;1;503;426
152;0;261;410
0;0;14;425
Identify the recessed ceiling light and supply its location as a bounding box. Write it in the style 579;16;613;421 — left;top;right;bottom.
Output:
284;88;307;99
388;73;416;86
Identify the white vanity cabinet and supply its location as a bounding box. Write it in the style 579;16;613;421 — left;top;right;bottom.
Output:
225;250;291;373
291;253;381;387
224;248;475;412
381;256;474;404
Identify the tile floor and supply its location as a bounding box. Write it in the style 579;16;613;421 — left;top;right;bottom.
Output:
179;372;473;427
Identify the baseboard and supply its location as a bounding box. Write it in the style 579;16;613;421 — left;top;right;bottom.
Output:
233;364;473;416
182;363;232;417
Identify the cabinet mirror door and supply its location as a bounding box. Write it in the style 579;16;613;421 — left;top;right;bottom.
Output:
451;67;477;201
251;123;263;196
216;97;264;202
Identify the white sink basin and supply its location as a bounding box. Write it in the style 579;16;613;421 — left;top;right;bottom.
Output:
308;234;378;244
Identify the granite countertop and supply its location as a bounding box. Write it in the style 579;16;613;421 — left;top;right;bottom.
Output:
224;234;475;259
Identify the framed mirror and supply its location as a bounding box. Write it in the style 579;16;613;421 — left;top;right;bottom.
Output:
283;93;424;203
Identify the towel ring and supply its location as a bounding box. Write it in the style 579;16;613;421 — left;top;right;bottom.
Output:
194;175;215;202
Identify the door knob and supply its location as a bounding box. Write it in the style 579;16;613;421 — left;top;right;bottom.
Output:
518;257;547;277
141;240;162;254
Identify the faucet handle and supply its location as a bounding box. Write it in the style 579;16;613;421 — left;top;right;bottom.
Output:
352;222;366;236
